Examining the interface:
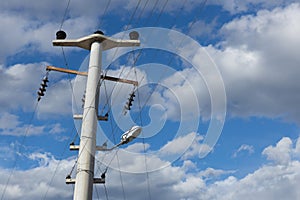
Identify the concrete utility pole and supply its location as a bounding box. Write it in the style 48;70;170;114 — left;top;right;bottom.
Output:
53;30;140;200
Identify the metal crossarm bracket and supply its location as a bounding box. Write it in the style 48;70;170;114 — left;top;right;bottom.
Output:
46;65;138;86
73;114;108;121
66;178;105;184
53;33;140;51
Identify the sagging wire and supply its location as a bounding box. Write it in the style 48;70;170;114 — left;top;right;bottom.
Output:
134;68;152;200
59;0;71;30
1;100;40;200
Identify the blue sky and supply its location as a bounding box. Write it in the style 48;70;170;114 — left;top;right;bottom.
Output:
1;1;300;199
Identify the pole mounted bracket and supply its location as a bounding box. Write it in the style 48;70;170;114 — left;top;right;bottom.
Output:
53;33;140;51
46;66;138;86
66;177;105;184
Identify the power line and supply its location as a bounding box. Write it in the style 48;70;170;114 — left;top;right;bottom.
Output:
99;0;112;27
1;101;40;200
134;68;152;200
144;0;160;27
59;0;71;30
103;184;109;200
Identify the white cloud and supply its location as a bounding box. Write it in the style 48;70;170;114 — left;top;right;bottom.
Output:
199;167;235;180
233;144;255;158
210;0;298;13
0;112;65;137
189;19;218;39
0;112;45;136
0;153;73;200
160;132;198;156
205;3;300;123
0;0;213;63
204;160;300;200
0;4;98;63
263;137;293;165
1;135;300;200
0;63;45;111
37;78;73;117
0;62;72;117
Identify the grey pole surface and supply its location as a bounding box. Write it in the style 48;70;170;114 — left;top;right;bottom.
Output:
73;41;101;200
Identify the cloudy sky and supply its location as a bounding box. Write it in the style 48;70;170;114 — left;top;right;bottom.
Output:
1;0;300;199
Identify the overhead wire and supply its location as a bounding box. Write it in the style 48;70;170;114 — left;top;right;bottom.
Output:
59;0;71;30
96;1;174;199
135;0;150;26
131;0;208;133
42;42;82;200
134;68;152;200
98;0;112;27
101;0;168;115
106;2;208;198
103;184;109;200
1;98;40;200
144;0;160;27
50;1;208;199
153;0;169;26
134;3;210;199
95;2;147;199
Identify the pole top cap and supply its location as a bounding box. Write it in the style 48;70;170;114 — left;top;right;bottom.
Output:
94;30;104;35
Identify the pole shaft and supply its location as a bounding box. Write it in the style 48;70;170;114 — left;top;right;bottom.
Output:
73;41;102;200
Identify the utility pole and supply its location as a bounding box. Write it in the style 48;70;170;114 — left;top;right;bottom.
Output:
52;30;140;200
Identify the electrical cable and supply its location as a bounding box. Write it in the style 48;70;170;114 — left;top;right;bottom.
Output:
135;0;150;26
144;0;160;27
98;0;112;27
95;184;100;200
104;183;109;200
59;0;71;30
108;108;127;200
98;2;208;199
153;0;169;26
50;1;207;200
1;100;40;200
132;0;208;124
134;68;152;200
42;47;83;199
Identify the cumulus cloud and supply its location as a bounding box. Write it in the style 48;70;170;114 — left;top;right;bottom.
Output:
2;135;300;200
0;2;98;63
233;144;255;158
209;0;298;13
263;137;293;165
0;153;73;200
0;61;75;118
0;63;45;111
206;3;300;123
0;0;212;64
0;112;65;137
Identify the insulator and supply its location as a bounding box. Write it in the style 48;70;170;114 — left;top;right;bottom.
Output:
81;91;86;107
42;76;49;81
125;101;133;110
38;90;44;96
39;86;46;92
124;91;135;110
94;30;104;35
41;82;48;88
128;96;134;102
37;74;49;101
56;30;67;39
129;31;139;40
